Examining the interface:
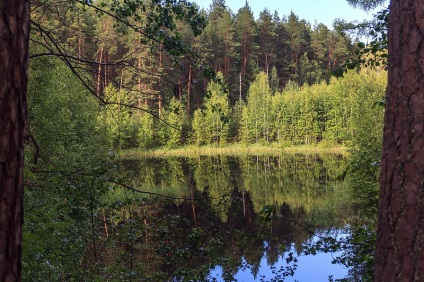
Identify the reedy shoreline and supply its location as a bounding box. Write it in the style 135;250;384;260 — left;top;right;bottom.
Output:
120;143;348;159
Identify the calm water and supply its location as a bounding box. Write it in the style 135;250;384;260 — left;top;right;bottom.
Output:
103;154;353;281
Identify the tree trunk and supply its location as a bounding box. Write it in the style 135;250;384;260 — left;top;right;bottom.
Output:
375;0;424;280
187;62;192;118
242;32;247;77
96;46;103;96
158;47;163;116
0;0;30;281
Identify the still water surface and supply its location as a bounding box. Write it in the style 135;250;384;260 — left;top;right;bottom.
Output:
107;154;353;281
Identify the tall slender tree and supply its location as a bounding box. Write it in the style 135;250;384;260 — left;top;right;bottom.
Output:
257;9;276;75
284;12;311;83
203;1;237;84
311;23;330;79
273;14;291;87
236;2;258;98
0;0;30;280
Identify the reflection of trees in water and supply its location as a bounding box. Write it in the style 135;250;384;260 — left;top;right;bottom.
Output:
120;154;348;217
100;155;351;280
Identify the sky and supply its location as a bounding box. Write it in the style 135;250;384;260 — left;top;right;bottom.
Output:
193;0;387;29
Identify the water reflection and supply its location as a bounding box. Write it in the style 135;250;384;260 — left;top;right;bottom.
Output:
101;154;351;281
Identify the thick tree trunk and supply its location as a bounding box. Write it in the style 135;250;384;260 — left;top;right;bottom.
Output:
0;0;30;281
375;0;424;280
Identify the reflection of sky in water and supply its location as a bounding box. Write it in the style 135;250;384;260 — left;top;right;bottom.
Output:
210;252;346;281
209;234;348;281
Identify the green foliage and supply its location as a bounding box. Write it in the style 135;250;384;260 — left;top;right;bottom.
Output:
137;106;155;149
332;226;376;281
324;71;385;282
191;72;230;146
240;72;272;143
123;68;387;158
24;1;389;280
236;3;259;87
298;52;322;85
98;84;139;149
305;224;376;282
31;0;362;151
158;97;186;147
347;70;386;216
24;56;110;281
228;99;245;142
28;57;105;170
269;66;280;93
355;8;388;70
235;69;386;147
202;3;238;87
92;0;207;48
192;108;206;146
333;3;388;75
346;0;386;11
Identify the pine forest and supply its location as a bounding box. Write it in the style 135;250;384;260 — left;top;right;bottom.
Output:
28;0;386;151
15;0;389;280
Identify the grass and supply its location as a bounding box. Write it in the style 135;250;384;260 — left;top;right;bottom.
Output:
120;143;348;159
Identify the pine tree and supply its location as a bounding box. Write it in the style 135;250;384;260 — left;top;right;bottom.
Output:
273;14;291;86
284;12;311;83
202;2;238;102
257;9;277;75
236;2;258;99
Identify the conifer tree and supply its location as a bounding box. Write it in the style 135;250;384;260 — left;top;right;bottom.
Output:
257;9;277;75
202;1;238;101
285;12;312;83
236;2;259;98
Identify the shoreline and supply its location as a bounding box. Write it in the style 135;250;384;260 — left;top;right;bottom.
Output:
120;143;348;159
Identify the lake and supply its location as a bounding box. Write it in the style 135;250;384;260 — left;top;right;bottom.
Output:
100;154;355;281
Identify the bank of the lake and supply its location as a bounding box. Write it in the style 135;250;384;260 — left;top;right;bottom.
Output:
120;143;348;159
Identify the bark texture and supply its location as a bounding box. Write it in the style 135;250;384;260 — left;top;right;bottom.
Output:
0;0;30;281
375;0;424;281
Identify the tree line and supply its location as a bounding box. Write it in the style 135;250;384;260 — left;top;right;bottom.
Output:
29;0;361;143
107;69;386;149
26;0;377;151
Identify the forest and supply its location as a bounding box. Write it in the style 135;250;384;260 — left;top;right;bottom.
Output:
1;0;400;281
29;0;385;150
